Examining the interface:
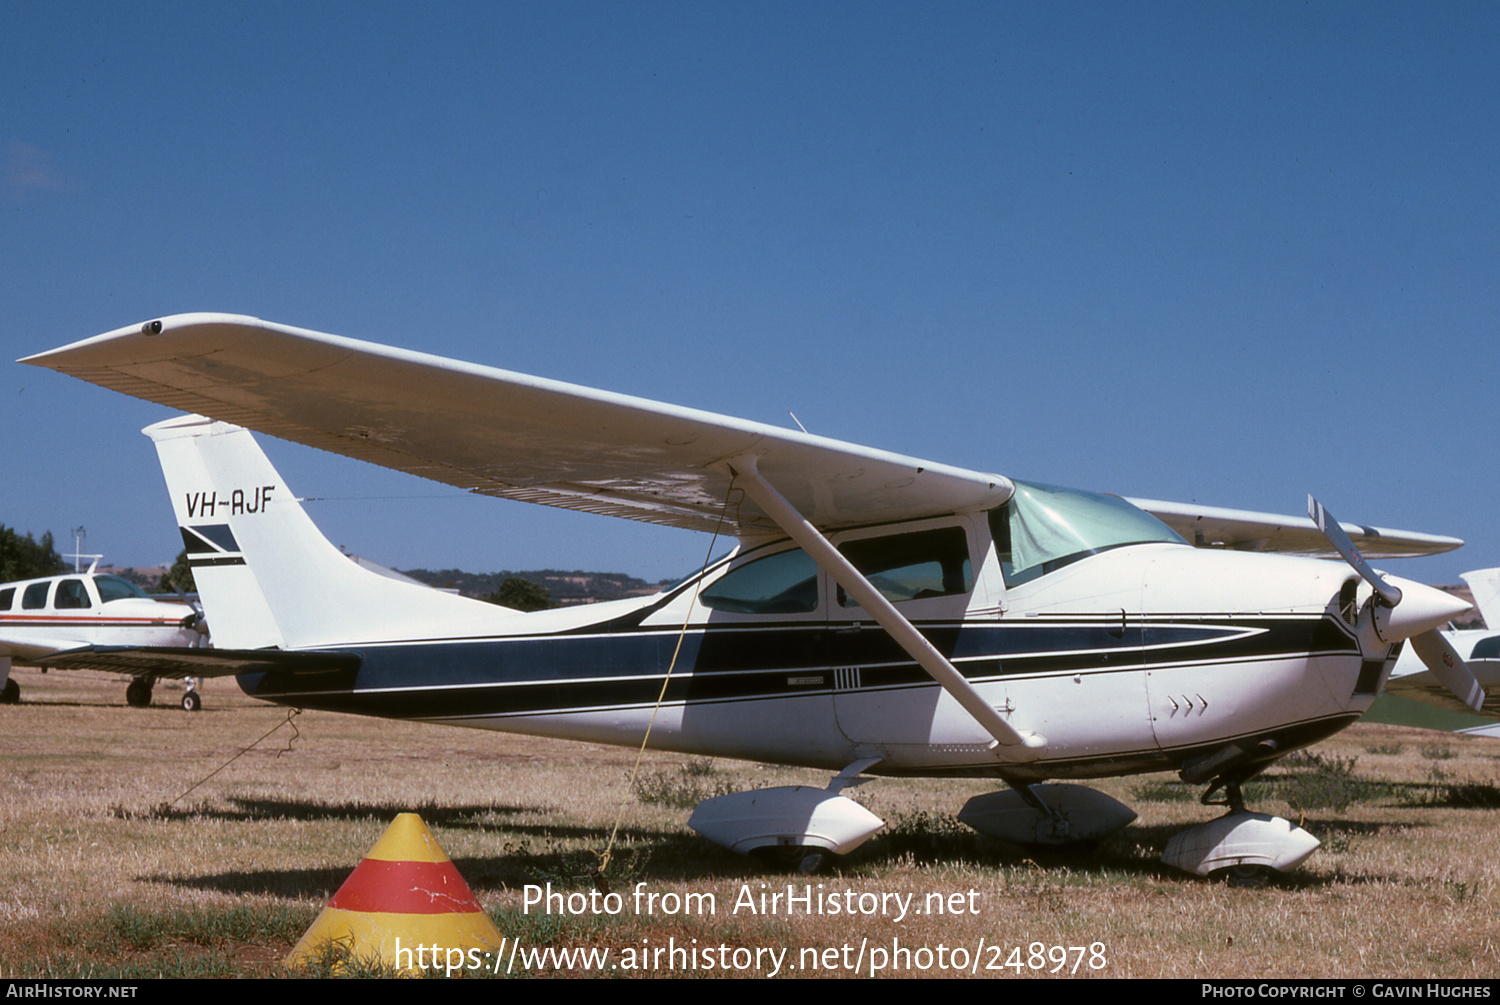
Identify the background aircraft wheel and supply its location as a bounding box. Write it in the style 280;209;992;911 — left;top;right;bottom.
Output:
753;845;832;875
181;692;202;712
1213;865;1274;888
125;679;152;708
1;679;18;704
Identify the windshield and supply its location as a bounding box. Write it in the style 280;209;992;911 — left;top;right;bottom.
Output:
990;480;1186;586
93;575;150;603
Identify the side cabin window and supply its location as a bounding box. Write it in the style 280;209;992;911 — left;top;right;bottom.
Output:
22;582;50;610
54;579;91;610
990;480;1186;587
0;588;13;610
836;526;972;607
699;548;819;614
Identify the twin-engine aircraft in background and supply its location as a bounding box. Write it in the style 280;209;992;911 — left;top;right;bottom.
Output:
21;314;1476;881
0;561;207;708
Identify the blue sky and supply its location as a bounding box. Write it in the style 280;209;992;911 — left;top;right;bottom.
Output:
3;2;1496;585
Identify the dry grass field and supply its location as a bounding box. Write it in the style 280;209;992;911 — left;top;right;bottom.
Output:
3;664;1499;978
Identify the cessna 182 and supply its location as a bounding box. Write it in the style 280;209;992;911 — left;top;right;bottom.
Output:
0;562;207;708
20;314;1478;880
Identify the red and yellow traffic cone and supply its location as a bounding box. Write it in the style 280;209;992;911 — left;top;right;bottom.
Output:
286;813;501;974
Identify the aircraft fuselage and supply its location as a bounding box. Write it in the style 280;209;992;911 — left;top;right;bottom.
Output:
235;525;1388;783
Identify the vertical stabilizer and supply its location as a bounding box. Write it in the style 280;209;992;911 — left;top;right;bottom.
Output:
145;415;510;649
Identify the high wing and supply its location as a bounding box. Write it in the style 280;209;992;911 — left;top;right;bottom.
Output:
1129;497;1462;559
22;314;1010;536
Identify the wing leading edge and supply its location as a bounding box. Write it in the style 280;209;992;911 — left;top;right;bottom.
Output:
1131;498;1462;560
24;314;1461;555
23;314;1011;536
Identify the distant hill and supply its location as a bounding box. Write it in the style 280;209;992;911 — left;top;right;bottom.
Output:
99;566;171;592
399;568;672;605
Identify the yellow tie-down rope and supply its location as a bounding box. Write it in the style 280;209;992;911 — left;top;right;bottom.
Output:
595;483;742;883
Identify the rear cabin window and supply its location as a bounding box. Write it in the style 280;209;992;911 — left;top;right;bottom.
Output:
837;527;972;607
0;588;13;610
699;548;819;614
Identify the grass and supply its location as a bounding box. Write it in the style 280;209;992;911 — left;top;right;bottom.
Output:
632;757;737;809
3;667;1500;977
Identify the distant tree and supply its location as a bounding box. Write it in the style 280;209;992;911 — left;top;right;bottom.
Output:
158;549;196;593
0;526;65;582
483;576;553;612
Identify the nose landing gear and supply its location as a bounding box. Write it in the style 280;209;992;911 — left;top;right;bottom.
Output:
1162;774;1319;883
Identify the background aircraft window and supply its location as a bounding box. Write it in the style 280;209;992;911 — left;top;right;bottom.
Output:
837;527;972;606
0;588;12;610
699;548;819;614
94;575;148;603
54;579;90;609
990;479;1186;586
22;583;50;609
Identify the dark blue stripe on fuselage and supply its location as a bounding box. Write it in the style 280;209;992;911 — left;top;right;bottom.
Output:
237;615;1357;720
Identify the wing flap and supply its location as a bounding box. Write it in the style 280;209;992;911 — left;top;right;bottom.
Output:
1131;498;1462;559
42;645;361;679
24;314;1011;534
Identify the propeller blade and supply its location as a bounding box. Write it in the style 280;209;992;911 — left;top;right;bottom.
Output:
1409;629;1486;712
168;578;209;638
1308;496;1402;607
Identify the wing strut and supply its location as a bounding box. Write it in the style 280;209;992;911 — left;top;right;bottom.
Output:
726;455;1045;762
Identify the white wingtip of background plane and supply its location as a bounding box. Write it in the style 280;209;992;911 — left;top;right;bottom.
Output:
1459;568;1500;629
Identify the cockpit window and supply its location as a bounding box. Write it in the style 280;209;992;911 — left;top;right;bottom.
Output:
699;548;819;614
94;575;148;604
55;579;91;609
837;527;972;606
990;480;1186;586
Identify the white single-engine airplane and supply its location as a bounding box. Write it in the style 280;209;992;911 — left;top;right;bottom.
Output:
0;562;207;708
20;314;1479;880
